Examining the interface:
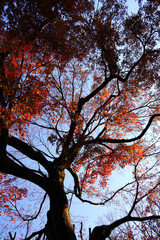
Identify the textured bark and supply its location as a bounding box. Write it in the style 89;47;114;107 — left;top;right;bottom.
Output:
45;167;77;240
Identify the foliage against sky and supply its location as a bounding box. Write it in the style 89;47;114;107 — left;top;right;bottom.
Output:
0;0;160;239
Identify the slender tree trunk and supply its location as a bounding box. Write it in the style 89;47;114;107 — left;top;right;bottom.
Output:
45;167;77;240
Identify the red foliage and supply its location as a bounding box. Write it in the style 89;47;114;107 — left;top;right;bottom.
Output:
0;172;27;219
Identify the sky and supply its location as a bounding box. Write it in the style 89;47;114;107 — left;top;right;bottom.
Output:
68;165;134;238
0;0;151;239
67;0;140;237
127;0;139;14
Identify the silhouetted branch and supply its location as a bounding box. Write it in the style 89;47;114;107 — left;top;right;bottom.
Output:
86;114;160;144
9;232;16;240
90;215;160;240
8;135;50;170
24;227;46;240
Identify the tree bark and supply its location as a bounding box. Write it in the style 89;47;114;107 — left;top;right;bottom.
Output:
45;167;77;240
89;225;112;240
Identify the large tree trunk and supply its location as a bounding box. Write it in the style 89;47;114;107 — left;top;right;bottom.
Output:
45;167;77;240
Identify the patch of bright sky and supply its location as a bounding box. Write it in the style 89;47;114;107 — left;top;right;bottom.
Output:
127;0;139;14
68;165;134;232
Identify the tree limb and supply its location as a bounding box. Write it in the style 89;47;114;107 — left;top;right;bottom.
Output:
24;227;46;240
85;114;160;145
8;135;50;170
67;167;82;197
0;154;48;190
90;215;160;240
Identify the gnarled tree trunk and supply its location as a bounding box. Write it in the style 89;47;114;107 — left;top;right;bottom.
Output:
45;167;77;240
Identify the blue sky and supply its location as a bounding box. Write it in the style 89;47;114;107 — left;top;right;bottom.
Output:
0;1;150;239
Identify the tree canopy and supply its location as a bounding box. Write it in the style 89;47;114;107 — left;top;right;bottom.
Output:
0;0;160;239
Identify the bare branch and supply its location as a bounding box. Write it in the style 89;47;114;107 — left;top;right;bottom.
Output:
24;227;46;240
8;135;50;170
0;155;47;190
85;114;160;145
9;193;47;222
90;215;160;240
74;179;136;206
67;167;82;197
128;163;140;216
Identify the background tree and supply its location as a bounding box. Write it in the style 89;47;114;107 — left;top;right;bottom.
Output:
0;0;160;239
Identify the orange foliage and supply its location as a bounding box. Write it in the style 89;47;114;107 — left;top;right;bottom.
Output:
0;0;159;238
0;172;27;219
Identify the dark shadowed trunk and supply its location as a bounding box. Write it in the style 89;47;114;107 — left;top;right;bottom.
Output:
45;167;77;240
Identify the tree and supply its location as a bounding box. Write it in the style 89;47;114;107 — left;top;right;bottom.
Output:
0;0;160;239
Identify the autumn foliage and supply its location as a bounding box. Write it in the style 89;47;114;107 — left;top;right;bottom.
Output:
0;0;160;239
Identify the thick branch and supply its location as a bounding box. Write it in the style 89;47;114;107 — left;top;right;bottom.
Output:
78;75;113;112
109;215;160;231
0;128;8;153
129;215;160;222
0;154;47;190
86;114;160;145
90;215;160;240
8;135;50;170
24;227;46;240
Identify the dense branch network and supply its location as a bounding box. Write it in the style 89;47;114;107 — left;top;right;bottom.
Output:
0;0;160;239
